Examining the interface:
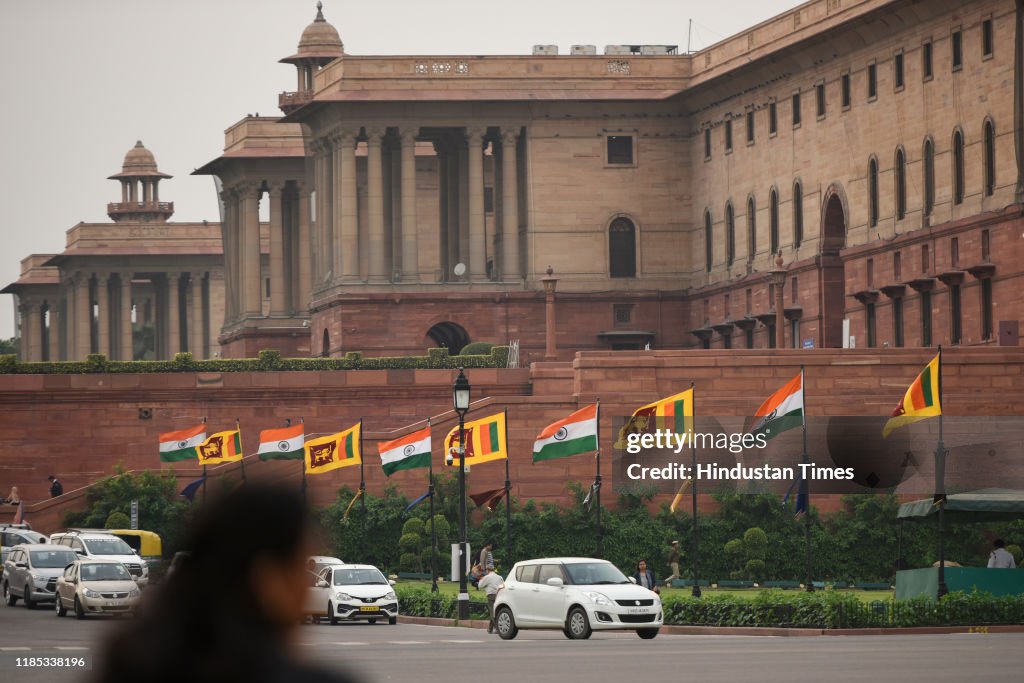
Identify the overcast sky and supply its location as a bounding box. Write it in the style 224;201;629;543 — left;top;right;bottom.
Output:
0;0;801;339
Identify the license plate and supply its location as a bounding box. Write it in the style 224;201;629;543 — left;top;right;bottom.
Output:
626;607;649;614
359;606;379;612
106;602;117;607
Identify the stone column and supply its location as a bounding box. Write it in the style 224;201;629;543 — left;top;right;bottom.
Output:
242;185;262;316
467;128;486;281
268;182;287;316
458;135;470;265
48;300;61;361
220;188;238;323
190;272;205;358
121;182;129;204
312;141;325;282
400;130;419;281
18;299;35;362
340;131;359;281
75;273;92;359
120;273;133;361
501;129;521;281
447;140;461;274
330;131;345;282
167;272;181;357
296;181;312;310
28;299;43;362
367;128;388;283
95;273;110;357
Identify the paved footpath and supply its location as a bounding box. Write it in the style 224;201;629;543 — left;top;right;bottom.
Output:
1;601;1021;682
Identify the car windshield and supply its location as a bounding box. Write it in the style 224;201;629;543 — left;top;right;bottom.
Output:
30;550;78;568
563;562;630;585
84;539;134;556
333;568;388;585
80;563;132;582
23;532;48;544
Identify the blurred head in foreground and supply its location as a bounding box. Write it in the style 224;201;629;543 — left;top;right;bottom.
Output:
94;483;356;683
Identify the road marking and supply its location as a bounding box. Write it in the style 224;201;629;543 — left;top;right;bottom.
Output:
387;640;429;645
442;639;484;643
55;647;89;651
329;642;367;646
0;647;31;651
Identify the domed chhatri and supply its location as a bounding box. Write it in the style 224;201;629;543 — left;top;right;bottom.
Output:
284;1;344;62
107;141;173;222
118;140;164;177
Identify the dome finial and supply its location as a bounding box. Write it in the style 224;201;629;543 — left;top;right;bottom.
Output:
315;1;325;22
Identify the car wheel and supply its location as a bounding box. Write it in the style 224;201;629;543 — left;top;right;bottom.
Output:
388;616;397;625
312;616;321;625
637;628;659;639
24;586;35;610
74;597;86;620
495;606;518;640
3;582;16;606
565;606;592;640
328;602;339;626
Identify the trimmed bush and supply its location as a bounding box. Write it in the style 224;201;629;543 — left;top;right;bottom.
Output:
104;511;131;529
459;342;494;356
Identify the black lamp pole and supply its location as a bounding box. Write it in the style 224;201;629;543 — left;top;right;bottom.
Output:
453;368;471;620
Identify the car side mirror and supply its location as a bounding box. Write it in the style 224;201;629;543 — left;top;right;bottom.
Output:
546;577;563;588
69;577;78;584
628;577;637;584
74;549;85;556
14;562;26;569
316;579;329;588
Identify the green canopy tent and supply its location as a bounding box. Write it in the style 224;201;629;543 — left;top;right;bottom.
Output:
897;488;1024;523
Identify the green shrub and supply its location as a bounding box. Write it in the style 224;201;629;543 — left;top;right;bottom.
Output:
459;342;494;356
104;511;131;529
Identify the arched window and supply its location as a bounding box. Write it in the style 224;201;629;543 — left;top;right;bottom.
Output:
894;147;907;220
704;210;713;273
983;119;996;197
746;196;757;262
792;181;803;248
923;137;935;216
321;329;330;358
952;128;965;205
769;188;780;255
725;202;735;266
868;156;879;227
609;217;637;278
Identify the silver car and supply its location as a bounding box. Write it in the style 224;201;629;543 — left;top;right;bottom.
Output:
3;544;78;608
55;559;141;619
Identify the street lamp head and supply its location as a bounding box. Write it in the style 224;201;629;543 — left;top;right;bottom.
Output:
453;367;471;415
541;265;558;294
770;250;787;287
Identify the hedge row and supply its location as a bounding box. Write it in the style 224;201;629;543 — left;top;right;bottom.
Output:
395;586;491;621
0;346;510;374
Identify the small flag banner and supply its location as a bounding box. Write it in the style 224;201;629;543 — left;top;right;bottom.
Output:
404;490;433;514
444;412;508;466
669;480;692;513
614;388;694;449
470;487;507;512
196;430;243;465
305;423;361;475
748;372;804;441
343;489;363;520
258;424;305;461
883;353;942;438
179;476;207;502
159;424;206;462
379;426;432;477
532;404;598;463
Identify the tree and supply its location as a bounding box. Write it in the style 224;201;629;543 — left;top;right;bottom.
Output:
105;511;131;529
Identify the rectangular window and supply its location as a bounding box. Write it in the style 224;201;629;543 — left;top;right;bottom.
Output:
745;288;753;315
867;63;877;100
746;111;755;144
893;297;904;347
704;129;711;160
613;304;633;325
952;30;962;70
791;276;798;304
950;285;962;344
894;251;902;281
921;244;929;273
894;52;904;89
792;93;801;126
922;41;933;80
981;278;994;339
746;328;754;349
982;18;993;58
607;135;634;165
866;303;877;348
723;333;732;349
950;237;959;268
484;187;494;213
769;102;778;135
791;319;800;349
265;277;271;298
867;258;874;288
841;73;851;108
981;229;991;260
816;83;825;118
768;323;777;349
725;120;733;152
921;291;932;346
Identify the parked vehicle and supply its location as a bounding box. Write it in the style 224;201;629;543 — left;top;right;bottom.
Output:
55;559;141;619
303;570;331;622
0;524;48;575
49;531;149;586
105;529;163;576
2;544;78;608
493;557;663;640
308;555;343;574
309;564;398;625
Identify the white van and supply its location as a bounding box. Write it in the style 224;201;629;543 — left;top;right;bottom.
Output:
49;531;149;587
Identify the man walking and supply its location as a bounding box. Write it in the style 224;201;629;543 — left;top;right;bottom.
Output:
48;475;63;498
988;539;1017;568
477;566;505;633
479;540;495;571
665;540;681;587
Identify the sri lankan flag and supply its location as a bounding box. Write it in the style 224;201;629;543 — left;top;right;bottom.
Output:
614;388;694;449
195;430;243;465
444;412;507;466
882;353;942;438
305;423;361;475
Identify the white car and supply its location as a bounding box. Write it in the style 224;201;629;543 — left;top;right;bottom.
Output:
49;532;149;587
55;559;141;619
493;557;662;640
310;564;398;625
308;555;344;575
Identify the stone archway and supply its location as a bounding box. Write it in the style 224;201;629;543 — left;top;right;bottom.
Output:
820;188;847;348
426;321;470;355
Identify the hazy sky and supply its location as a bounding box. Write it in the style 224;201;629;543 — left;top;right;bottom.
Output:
0;0;801;339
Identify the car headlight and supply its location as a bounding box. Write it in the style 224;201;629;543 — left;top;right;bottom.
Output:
583;591;613;606
83;589;101;598
335;591;352;601
384;591;396;601
128;588;141;598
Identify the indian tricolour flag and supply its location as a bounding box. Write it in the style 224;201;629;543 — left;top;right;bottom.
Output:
532;404;599;463
748;371;804;441
159;424;206;462
378;426;431;477
257;424;305;461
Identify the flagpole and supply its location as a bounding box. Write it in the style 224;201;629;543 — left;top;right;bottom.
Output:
801;366;813;592
428;417;438;593
294;418;307;504
690;383;700;598
202;416;208;503
595;399;603;559
359;418;366;520
237;417;247;487
504;408;512;573
934;346;948;598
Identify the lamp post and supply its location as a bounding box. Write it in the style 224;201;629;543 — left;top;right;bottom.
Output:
452;367;471;620
770;251;787;349
541;266;558;361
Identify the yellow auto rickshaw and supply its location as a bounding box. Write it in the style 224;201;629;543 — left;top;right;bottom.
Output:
108;529;163;575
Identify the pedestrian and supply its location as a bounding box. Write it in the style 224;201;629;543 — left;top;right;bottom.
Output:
479;540;494;571
632;559;659;594
664;540;681;587
987;539;1017;568
91;483;357;683
4;486;20;506
48;475;63;498
477;566;505;634
468;562;484;588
